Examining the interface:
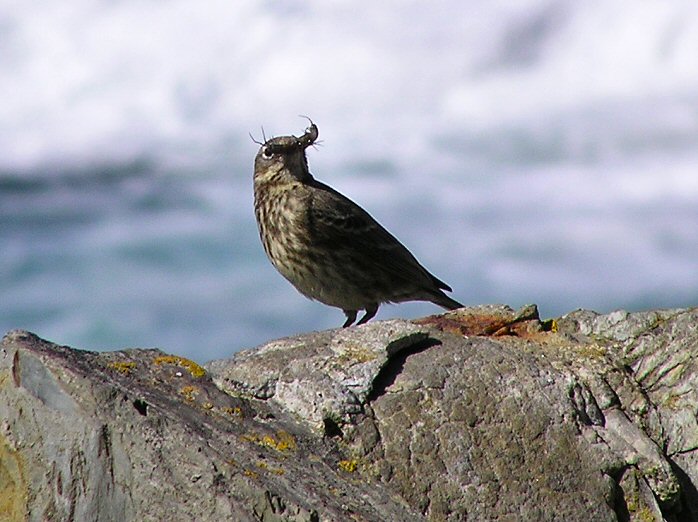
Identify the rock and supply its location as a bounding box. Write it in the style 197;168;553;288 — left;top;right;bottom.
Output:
3;304;698;521
205;319;431;433
208;304;698;521
0;330;420;521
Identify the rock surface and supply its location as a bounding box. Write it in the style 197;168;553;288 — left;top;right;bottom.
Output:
2;304;698;521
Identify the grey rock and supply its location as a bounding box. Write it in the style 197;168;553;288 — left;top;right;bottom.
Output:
209;304;697;521
206;319;430;432
3;304;698;521
0;330;420;522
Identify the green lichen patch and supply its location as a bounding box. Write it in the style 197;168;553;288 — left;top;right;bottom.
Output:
336;343;378;365
575;343;607;360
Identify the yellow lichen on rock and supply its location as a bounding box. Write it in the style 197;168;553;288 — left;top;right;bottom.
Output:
263;431;297;452
0;434;27;522
255;461;285;475
153;355;206;378
241;431;297;453
223;406;244;418
243;469;259;479
180;385;198;402
338;459;358;473
107;361;137;375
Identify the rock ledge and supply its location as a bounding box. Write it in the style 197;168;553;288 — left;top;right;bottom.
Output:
2;304;698;521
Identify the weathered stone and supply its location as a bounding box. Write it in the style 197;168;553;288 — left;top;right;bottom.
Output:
206;319;431;434
208;304;696;521
0;330;420;522
3;305;698;521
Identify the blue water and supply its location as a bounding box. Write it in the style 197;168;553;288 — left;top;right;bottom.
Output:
2;2;698;362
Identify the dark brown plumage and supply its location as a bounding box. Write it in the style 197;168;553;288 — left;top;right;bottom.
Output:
253;120;462;327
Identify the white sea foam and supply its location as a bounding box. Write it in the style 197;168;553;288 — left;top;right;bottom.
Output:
2;1;698;171
1;1;697;358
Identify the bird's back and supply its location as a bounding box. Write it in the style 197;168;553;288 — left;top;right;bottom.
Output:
303;180;452;305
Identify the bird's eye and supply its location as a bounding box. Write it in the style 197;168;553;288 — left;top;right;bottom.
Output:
262;147;273;159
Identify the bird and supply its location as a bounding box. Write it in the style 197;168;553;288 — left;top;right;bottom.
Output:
252;119;463;327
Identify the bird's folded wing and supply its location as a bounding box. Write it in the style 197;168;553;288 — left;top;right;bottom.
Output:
307;181;445;291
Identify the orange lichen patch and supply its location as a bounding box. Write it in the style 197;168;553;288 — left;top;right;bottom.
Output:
415;305;549;339
506;319;547;338
415;313;520;336
152;355;206;378
107;361;137;375
664;395;680;410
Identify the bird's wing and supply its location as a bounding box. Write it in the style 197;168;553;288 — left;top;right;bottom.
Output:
307;181;448;291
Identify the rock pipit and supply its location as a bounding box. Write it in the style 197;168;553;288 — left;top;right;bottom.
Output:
253;120;462;327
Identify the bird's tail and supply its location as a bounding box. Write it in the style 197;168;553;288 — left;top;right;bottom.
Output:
429;291;463;311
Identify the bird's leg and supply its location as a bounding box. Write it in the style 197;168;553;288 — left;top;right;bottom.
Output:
342;310;358;328
356;304;378;325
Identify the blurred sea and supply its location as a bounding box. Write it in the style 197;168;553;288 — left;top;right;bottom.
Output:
2;1;698;362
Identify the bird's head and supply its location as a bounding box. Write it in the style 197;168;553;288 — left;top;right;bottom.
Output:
253;120;319;186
